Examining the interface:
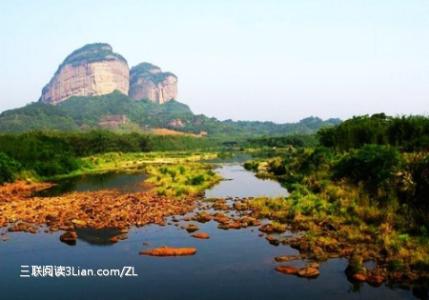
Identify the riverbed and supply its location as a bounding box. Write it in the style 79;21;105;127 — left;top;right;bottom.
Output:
0;165;424;300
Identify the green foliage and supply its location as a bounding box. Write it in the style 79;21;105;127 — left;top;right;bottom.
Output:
318;114;429;151
0;132;79;178
0;130;219;181
405;154;429;210
333;145;402;190
146;163;221;196
267;157;287;176
246;134;318;148
0;92;340;137
0;152;21;183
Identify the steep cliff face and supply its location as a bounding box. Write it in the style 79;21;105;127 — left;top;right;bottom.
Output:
40;43;129;105
129;63;177;104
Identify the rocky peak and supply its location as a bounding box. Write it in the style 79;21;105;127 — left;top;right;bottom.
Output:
129;62;177;104
40;43;130;105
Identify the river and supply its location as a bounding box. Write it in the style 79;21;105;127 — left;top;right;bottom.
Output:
0;165;422;300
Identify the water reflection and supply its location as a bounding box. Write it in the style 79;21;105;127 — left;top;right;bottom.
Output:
76;228;122;246
35;172;148;197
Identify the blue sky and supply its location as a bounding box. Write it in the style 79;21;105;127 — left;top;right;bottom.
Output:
0;0;428;122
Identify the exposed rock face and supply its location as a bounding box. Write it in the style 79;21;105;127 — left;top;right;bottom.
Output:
40;43;129;105
98;115;129;129
129;63;177;104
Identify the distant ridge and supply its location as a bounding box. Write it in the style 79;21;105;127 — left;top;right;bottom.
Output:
0;91;341;137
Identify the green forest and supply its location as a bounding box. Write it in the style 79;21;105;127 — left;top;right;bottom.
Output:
0;91;340;137
0;130;219;182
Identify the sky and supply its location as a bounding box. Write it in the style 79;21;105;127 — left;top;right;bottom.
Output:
0;0;428;123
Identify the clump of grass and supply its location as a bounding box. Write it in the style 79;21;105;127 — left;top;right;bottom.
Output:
145;163;221;197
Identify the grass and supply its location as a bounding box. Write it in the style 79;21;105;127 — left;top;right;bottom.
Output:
47;151;218;180
145;163;221;197
43;150;222;198
248;181;429;271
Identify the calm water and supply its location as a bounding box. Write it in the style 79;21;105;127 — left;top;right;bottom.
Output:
35;172;149;197
205;165;288;198
0;165;425;300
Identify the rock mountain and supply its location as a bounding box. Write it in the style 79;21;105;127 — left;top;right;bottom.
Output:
40;43;177;105
0;42;341;135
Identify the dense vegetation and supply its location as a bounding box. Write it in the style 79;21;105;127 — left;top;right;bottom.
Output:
0;131;219;182
245;145;429;276
318;113;429;151
245;134;318;148
146;164;221;197
0;91;340;137
244;114;429;278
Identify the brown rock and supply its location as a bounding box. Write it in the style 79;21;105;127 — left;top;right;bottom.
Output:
191;232;210;239
233;201;248;211
212;199;229;211
71;219;87;227
60;231;78;245
193;212;212;223
240;216;261;227
297;266;320;278
227;222;242;230
109;233;128;243
185;224;199;233
275;265;299;275
129;63;177;104
266;235;280;246
367;274;384;286
352;273;367;282
274;255;301;262
41;43;129;105
213;214;230;224
259;223;286;234
140;246;197;256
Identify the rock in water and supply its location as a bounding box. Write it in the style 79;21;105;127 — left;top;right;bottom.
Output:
297;266;320;278
275;265;299;275
185;224;199;233
140;246;197;256
191;232;210;239
352;272;367;282
59;231;78;245
274;255;301;262
129;62;177;103
40;43;129;104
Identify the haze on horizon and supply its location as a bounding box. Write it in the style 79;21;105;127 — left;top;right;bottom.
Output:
0;0;428;123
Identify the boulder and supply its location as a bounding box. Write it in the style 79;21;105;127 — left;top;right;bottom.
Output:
275;265;299;275
191;232;210;239
59;231;78;245
140;246;197;256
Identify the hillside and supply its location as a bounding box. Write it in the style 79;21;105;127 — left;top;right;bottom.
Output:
0;91;340;137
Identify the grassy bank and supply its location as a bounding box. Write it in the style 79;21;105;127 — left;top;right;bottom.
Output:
243;143;429;281
0;131;222;184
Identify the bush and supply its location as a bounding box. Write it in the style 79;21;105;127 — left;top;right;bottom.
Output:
0;152;21;183
267;157;286;175
407;155;429;209
333;145;402;190
318;114;429;151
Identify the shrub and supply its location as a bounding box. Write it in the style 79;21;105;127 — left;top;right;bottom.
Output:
0;152;21;183
407;155;429;209
333;145;402;191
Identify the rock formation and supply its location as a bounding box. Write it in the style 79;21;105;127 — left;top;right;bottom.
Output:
129;63;177;104
40;43;129;105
